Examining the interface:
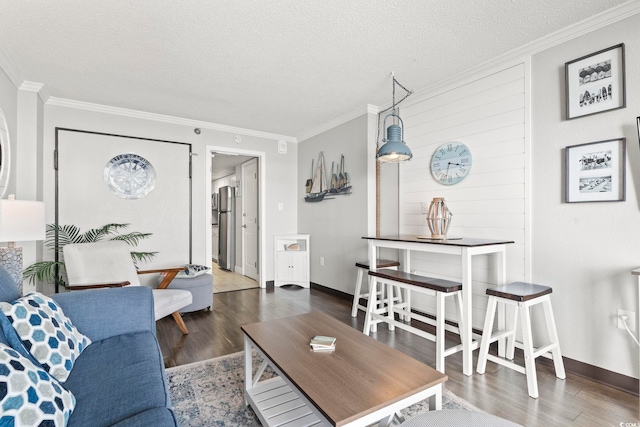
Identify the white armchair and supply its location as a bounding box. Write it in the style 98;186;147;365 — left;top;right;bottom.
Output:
63;240;193;334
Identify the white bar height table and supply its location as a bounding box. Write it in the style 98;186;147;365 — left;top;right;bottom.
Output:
363;235;514;376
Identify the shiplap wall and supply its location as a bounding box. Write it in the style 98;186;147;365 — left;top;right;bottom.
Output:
398;63;528;329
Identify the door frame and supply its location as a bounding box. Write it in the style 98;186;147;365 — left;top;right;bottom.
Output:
241;158;259;281
205;145;266;288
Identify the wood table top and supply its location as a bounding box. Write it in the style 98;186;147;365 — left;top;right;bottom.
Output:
241;311;447;426
363;234;514;247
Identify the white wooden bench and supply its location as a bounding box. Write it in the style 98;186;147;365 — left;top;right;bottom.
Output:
364;269;469;373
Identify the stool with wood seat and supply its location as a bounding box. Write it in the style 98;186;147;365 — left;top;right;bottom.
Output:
351;259;403;318
476;282;566;398
365;269;467;373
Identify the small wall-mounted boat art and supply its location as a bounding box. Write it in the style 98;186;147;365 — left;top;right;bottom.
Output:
305;152;329;202
329;154;352;195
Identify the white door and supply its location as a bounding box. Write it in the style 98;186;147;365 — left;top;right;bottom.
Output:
242;159;259;281
56;130;191;285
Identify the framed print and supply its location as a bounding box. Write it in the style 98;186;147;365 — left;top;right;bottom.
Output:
565;43;625;120
565;138;625;203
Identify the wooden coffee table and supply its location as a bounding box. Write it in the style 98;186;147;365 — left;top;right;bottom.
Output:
241;311;447;427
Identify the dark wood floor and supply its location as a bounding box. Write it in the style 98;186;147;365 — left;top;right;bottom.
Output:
157;286;639;426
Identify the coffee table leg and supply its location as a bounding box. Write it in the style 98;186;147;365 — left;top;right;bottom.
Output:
381;411;405;426
428;384;443;410
244;335;253;406
378;413;396;427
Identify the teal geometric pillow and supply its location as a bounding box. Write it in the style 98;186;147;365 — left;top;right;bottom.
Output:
0;342;76;426
0;293;91;383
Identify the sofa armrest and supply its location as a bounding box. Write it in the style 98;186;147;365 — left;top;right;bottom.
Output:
52;286;156;342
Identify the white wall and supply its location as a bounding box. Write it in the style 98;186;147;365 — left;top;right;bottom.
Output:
0;69;17;199
390;12;640;380
298;114;373;294
398;63;529;328
40;104;298;283
0;68;45;292
531;14;640;379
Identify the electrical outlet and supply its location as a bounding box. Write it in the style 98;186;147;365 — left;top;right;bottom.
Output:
420;202;428;214
617;309;636;332
320;256;325;266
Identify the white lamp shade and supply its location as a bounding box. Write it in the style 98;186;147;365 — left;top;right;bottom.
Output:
0;199;46;243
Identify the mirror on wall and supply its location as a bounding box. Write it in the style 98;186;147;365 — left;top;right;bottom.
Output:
0;109;10;198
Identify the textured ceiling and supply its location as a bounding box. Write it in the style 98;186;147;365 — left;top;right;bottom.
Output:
0;0;630;139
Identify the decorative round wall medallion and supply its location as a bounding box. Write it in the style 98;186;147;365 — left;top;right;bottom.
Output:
104;153;156;199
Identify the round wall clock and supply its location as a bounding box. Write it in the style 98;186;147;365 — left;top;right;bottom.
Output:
104;153;156;199
430;142;472;185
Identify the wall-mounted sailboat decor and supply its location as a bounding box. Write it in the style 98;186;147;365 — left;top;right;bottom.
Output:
304;152;351;203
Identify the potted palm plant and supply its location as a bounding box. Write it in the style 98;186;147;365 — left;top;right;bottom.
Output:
24;223;157;290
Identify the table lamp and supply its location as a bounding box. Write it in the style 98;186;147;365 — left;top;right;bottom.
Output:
0;194;46;295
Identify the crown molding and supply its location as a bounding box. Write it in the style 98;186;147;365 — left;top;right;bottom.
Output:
46;97;297;143
18;81;50;103
0;46;22;89
404;0;640;107
298;104;380;142
525;0;640;53
301;0;640;134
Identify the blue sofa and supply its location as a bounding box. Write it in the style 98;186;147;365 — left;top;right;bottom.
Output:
0;269;177;427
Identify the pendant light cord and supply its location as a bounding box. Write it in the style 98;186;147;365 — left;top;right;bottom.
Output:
376;76;413;149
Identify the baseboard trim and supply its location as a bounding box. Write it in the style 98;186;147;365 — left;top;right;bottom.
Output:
310;282;352;300
310;284;639;396
549;356;639;396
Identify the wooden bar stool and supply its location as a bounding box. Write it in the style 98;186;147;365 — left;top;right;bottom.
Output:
351;259;402;318
476;282;566;398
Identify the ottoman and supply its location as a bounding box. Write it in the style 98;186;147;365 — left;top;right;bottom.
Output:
166;273;214;313
398;410;522;426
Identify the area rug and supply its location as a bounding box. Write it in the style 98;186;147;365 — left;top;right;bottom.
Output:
166;352;481;426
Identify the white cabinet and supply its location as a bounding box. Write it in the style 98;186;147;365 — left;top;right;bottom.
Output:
274;234;310;288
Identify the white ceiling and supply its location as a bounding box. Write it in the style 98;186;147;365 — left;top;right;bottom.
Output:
0;0;631;140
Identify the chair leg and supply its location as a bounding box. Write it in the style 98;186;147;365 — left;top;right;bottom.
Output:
172;311;189;335
454;291;464;345
477;296;498;374
435;292;445;373
404;288;412;322
506;303;518;360
351;268;364;317
542;297;566;379
363;276;376;335
387;282;395;331
520;303;539;399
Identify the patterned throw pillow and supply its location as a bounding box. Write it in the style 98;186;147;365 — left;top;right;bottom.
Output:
176;264;211;279
0;293;91;383
0;342;76;426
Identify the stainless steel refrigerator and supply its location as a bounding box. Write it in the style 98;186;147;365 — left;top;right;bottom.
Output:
218;186;235;271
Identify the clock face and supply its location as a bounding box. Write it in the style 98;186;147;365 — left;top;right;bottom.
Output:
430;142;472;185
104;153;156;199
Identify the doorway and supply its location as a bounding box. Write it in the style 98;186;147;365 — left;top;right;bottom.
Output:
207;146;264;291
